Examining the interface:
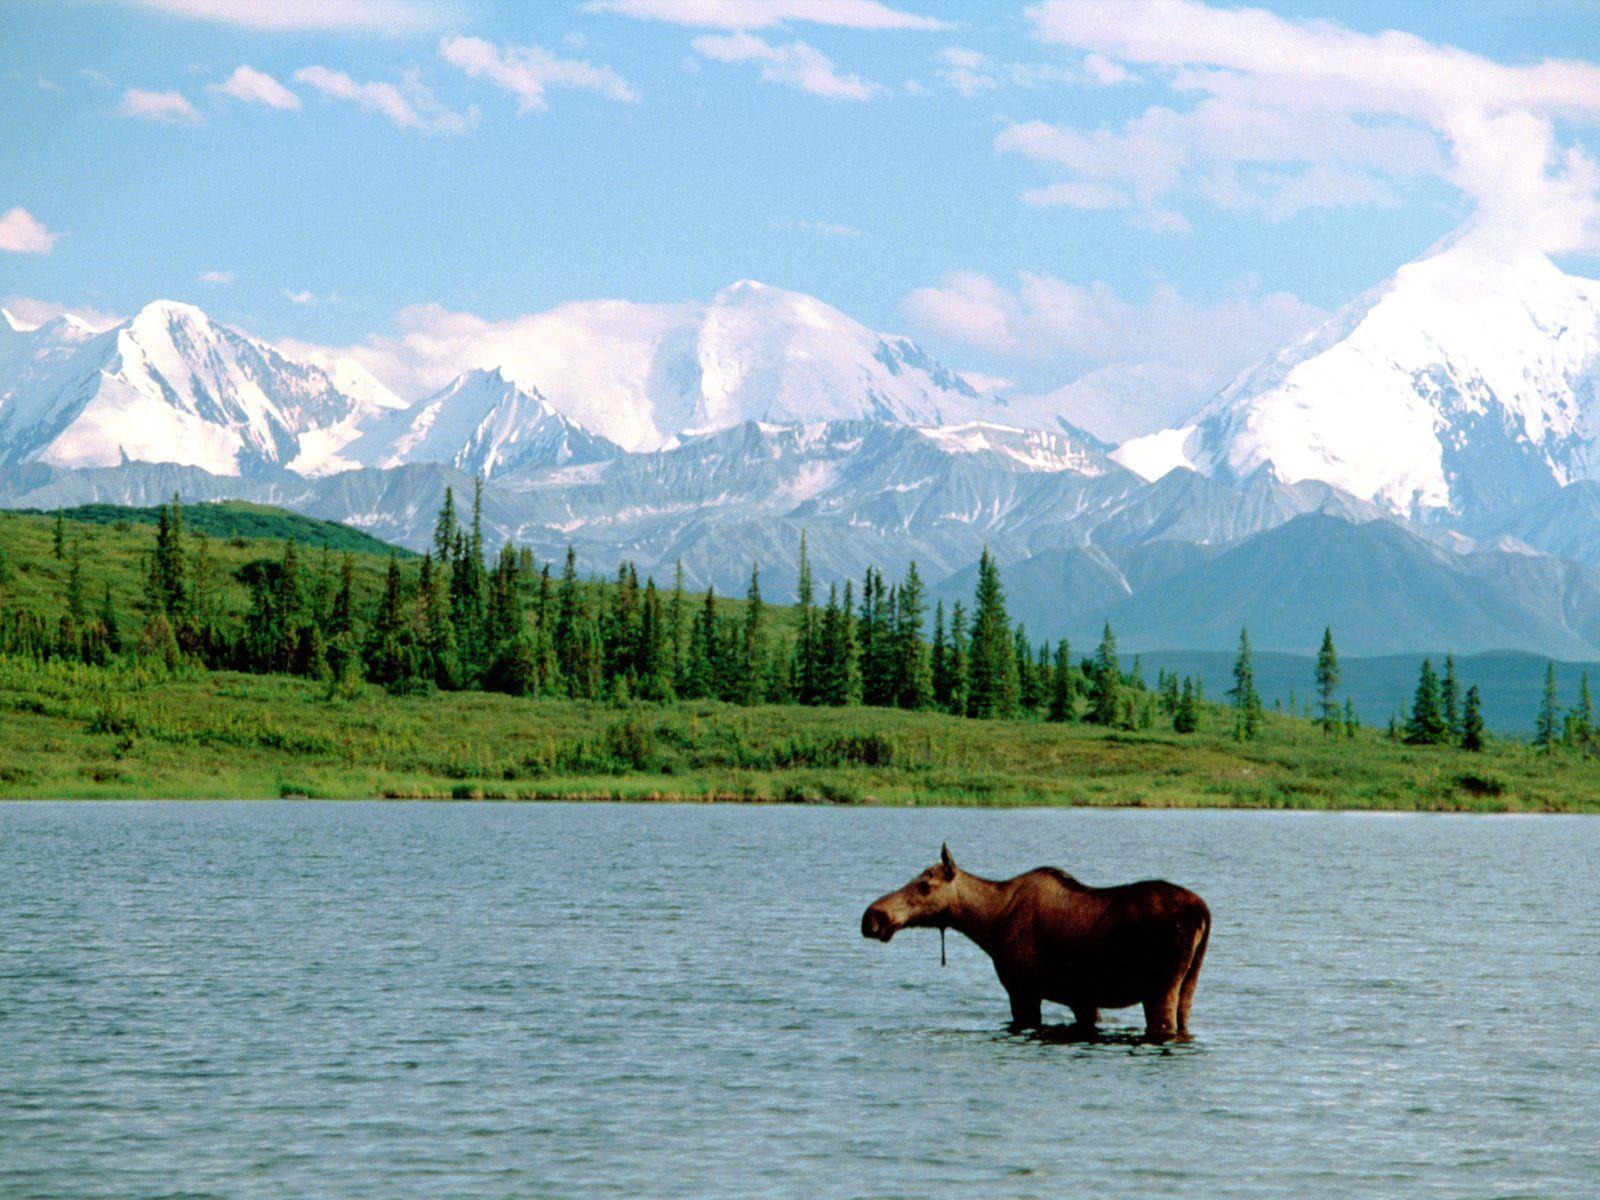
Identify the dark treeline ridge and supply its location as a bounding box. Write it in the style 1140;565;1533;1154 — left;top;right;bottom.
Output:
2;488;1591;750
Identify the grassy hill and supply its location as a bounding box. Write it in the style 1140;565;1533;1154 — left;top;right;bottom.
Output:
0;505;408;628
14;500;415;557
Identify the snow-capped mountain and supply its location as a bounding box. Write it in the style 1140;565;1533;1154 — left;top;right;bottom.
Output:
1115;235;1600;521
441;280;1009;451
340;367;620;479
0;300;405;476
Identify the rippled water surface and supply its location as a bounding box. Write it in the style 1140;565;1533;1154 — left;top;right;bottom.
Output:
2;802;1597;1198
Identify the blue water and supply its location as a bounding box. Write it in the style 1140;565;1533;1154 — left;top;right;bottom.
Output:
1;803;1596;1199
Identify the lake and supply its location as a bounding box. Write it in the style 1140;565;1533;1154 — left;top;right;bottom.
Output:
2;802;1596;1199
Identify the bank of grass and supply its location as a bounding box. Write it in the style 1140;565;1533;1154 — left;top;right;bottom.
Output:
1;657;1593;810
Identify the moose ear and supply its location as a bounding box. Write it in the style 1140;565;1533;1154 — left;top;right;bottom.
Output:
939;843;956;878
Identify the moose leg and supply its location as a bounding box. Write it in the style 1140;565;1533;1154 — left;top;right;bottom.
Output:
1177;921;1209;1036
1142;987;1181;1043
1006;988;1042;1030
1068;1004;1098;1040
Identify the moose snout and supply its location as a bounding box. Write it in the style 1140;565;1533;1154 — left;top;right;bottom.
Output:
861;904;895;942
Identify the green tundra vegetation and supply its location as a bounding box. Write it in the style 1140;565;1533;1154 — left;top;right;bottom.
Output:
1;493;1598;809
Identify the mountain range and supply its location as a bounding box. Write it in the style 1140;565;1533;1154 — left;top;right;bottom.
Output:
7;234;1600;661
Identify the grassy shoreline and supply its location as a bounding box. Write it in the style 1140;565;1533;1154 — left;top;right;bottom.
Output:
4;661;1597;811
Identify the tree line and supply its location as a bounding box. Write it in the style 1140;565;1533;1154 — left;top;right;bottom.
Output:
2;490;1583;750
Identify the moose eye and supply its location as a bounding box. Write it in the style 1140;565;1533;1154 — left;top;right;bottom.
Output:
917;881;932;895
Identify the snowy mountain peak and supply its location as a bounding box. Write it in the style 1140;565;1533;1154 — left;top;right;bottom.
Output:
0;300;407;477
341;367;621;479
468;281;1003;452
1115;237;1600;520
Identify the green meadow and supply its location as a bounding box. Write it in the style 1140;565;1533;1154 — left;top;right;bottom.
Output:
1;503;1596;810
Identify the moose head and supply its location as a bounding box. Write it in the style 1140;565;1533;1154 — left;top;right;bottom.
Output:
861;844;962;942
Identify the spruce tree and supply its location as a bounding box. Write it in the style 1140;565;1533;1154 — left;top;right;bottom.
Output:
148;495;187;617
793;533;816;704
684;586;719;700
1462;684;1487;752
1174;676;1199;733
1405;658;1448;745
1087;622;1120;725
895;561;931;709
1314;627;1340;735
947;601;969;717
1569;671;1594;749
1014;626;1038;713
1535;662;1561;753
741;563;766;705
52;511;66;560
1441;653;1461;741
965;549;1017;718
929;600;951;709
329;554;356;640
433;486;457;564
1229;626;1263;740
1343;697;1358;738
1048;638;1075;722
669;560;687;694
99;581;122;655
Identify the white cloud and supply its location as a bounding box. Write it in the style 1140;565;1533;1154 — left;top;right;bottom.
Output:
209;65;300;111
282;300;694;436
198;269;234;284
284;289;337;305
1081;53;1132;86
293;65;471;133
586;0;947;32
905;268;1325;439
0;207;61;255
118;87;204;125
2;296;121;330
1016;0;1600;252
80;69;115;89
692;32;884;101
934;45;1120;99
937;47;997;98
439;35;638;113
996;99;1441;231
118;0;459;35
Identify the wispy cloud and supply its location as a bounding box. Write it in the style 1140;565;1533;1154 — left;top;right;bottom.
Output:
934;45;1125;99
293;65;471;133
117;0;460;36
586;0;947;32
0;207;60;255
1013;0;1600;252
905;268;1325;440
284;288;336;306
439;36;638;113
692;32;884;101
118;87;205;125
770;219;862;237
1;295;121;330
209;65;300;111
199;269;234;284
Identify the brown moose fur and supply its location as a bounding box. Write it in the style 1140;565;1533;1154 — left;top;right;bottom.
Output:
861;845;1211;1041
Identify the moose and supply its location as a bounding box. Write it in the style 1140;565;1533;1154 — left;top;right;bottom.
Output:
861;845;1211;1041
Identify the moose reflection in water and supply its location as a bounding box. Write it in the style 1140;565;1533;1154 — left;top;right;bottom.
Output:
861;845;1211;1042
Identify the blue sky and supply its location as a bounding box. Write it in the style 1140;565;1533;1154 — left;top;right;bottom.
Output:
6;0;1600;438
